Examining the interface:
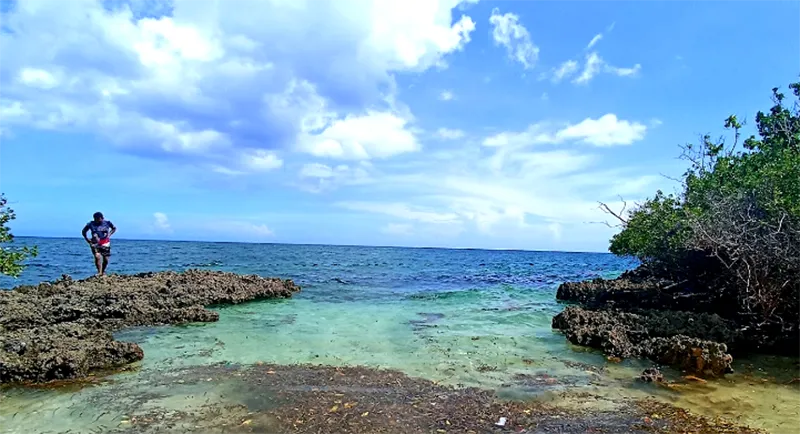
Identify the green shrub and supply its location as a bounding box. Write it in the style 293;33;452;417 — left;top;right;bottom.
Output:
0;194;38;277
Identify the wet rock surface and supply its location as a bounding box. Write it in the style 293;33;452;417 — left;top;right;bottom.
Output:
552;306;736;376
551;262;762;377
0;270;300;384
640;367;665;383
77;363;762;434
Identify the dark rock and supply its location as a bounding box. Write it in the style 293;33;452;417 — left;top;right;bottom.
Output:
2;339;26;355
639;367;664;383
556;275;721;314
552;306;735;376
646;336;734;376
0;270;300;384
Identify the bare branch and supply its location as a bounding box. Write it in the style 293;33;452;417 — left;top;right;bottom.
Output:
597;199;628;226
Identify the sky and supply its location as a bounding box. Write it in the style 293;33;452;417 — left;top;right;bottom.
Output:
0;0;798;252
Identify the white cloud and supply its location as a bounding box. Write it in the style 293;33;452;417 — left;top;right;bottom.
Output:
1;1;670;250
296;162;371;193
586;33;603;50
536;23;638;86
326;109;660;243
573;52;604;85
0;0;477;171
215;221;275;238
573;52;641;85
152;212;172;233
337;201;461;224
17;67;59;89
297;111;420;160
300;163;338;179
551;60;579;83
489;8;539;69
242;149;284;171
482;114;647;148
556;114;647;147
237;222;274;238
436;127;465;140
439;90;455;101
606;63;642;77
341;147;665;241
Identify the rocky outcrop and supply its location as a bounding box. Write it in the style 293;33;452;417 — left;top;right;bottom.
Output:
0;270;300;384
551;306;735;376
555;272;725;315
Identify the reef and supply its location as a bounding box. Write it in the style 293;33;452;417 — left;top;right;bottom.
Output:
552;266;798;377
0;270;300;384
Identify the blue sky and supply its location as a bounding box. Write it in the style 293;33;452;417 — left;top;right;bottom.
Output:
0;0;797;252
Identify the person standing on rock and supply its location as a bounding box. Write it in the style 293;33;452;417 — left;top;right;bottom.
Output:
82;212;117;276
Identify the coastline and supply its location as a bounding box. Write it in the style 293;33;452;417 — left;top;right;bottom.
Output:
0;262;796;433
550;265;800;379
0;270;299;384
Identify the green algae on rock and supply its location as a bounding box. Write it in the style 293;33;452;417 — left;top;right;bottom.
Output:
0;270;300;384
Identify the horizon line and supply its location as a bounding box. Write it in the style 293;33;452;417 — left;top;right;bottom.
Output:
13;235;616;256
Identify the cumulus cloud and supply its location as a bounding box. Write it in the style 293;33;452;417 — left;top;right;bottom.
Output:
439;90;455;101
482;114;647;148
1;1;668;249
0;0;477;172
152;212;172;233
334;108;662;241
296;111;421;160
489;8;539;69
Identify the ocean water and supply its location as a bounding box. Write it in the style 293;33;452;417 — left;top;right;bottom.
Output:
1;237;798;433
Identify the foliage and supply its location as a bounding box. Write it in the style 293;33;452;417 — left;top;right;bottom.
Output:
604;80;800;324
0;194;38;277
607;190;690;268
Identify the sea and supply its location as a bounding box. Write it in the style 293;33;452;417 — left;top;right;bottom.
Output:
1;237;798;433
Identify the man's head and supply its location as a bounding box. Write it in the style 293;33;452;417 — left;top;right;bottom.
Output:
93;212;104;223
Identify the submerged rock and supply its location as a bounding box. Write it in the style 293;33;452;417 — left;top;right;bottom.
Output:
0;270;300;384
640;367;664;383
552;306;735;376
83;363;764;434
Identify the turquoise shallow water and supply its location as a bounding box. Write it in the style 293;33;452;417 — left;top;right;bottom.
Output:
1;237;798;433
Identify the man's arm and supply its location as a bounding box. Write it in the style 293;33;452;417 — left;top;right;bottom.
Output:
108;221;117;237
82;224;91;243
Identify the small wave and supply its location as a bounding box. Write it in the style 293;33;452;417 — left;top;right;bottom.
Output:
183;260;224;268
406;288;483;302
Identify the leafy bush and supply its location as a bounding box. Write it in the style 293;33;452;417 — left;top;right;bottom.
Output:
0;194;38;277
605;81;800;325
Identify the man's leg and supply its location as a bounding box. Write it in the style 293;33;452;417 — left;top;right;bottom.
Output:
94;252;103;275
100;246;111;275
